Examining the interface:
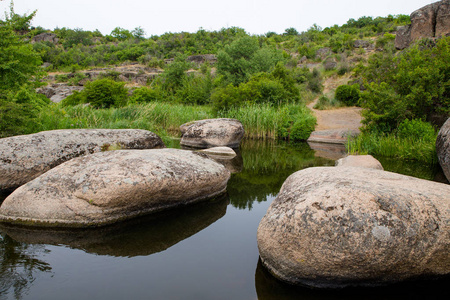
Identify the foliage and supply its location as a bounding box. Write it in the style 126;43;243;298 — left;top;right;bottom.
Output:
358;37;450;133
161;55;192;92
129;87;163;103
397;118;436;141
313;95;343;110
335;84;360;106
217;36;284;85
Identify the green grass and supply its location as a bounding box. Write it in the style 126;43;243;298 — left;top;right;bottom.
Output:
35;101;316;142
346;131;438;164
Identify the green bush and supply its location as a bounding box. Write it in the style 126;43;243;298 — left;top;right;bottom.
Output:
176;73;212;105
290;116;316;141
129;87;162;103
397;119;436;141
335;84;360;106
83;78;128;108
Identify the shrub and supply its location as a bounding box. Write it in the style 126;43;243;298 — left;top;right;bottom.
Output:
290;116;316;141
129;87;162;103
397;119;436;142
335;84;360;106
83;78;128;108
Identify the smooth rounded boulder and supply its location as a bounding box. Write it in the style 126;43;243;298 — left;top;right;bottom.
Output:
0;129;165;190
0;148;230;228
180;118;244;149
436;117;450;182
335;155;383;170
257;167;450;288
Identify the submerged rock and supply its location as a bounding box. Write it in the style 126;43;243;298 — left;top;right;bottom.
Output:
0;129;164;190
335;155;383;170
0;148;230;228
257;167;450;288
198;146;237;157
437;117;450;181
180;118;244;149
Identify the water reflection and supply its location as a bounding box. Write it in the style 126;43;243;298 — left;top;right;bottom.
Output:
0;196;228;257
229;140;334;210
378;157;449;183
255;259;450;300
0;233;52;300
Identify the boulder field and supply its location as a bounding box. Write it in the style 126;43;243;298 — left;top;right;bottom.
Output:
437;117;450;182
180;118;244;149
0;129;164;190
257;166;450;288
0;148;230;228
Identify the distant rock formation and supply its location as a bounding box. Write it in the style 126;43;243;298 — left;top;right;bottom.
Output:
31;32;59;44
395;0;450;50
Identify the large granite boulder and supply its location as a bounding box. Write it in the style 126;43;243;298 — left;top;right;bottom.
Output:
335;155;383;170
0;148;230;228
395;0;450;49
437;117;450;181
180;118;244;149
0;129;164;190
257;167;450;288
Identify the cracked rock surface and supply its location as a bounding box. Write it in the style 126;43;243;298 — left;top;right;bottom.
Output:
0;129;164;190
0;148;230;228
257;167;450;288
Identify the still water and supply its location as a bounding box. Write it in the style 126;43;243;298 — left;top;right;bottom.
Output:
0;140;448;300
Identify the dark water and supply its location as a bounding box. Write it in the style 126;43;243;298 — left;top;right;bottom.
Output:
0;140;448;300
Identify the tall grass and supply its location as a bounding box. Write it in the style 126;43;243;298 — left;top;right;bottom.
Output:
36;102;316;142
347;131;438;164
218;103;315;139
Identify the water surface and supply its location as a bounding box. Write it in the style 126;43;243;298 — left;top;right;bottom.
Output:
0;140;448;299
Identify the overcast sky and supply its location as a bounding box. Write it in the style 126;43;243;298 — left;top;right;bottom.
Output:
0;0;440;36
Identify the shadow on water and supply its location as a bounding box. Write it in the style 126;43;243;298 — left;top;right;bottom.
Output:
0;233;52;300
255;259;450;300
0;196;228;257
228;140;335;210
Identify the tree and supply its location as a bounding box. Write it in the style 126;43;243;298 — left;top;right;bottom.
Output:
132;26;145;40
283;27;298;36
0;2;47;137
110;27;133;41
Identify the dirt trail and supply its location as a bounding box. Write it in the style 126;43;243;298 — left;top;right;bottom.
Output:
307;75;363;131
307;75;363;145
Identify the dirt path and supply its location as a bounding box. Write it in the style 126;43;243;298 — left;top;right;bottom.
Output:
307;75;363;145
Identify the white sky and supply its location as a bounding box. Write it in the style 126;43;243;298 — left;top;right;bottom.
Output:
0;0;440;36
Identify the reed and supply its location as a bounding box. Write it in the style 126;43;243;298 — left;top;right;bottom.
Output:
347;131;438;164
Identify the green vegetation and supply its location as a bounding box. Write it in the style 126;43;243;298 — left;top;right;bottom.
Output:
1;1;446;168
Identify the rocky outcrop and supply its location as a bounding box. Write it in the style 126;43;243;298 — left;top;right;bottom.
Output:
437;117;450;181
31;33;59;44
180;118;245;149
316;48;331;59
187;54;217;65
353;40;371;48
0;148;230;228
257;167;450;288
37;83;84;103
335;155;383;170
307;129;359;145
0;129;164;190
395;0;450;49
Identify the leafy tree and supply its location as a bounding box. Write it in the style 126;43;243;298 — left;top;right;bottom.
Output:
283;27;298;36
0;1;36;33
0;4;47;137
110;27;133;41
84;78;128;108
62;28;93;48
217;36;283;85
132;26;146;40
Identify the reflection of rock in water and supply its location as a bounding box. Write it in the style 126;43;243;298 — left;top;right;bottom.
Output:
1;196;228;257
0;233;52;299
255;259;450;300
205;150;243;174
307;141;347;161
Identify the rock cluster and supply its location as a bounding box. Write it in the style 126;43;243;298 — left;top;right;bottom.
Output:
436;117;450;181
0;148;230;228
395;0;450;49
257;166;450;288
0;129;164;190
31;33;59;44
180;118;245;149
37;83;84;103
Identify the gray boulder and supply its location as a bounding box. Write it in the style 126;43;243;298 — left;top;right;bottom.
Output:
31;33;59;44
257;167;450;288
436;0;450;37
353;40;370;48
0;148;230;228
180;118;245;149
437;117;450;181
0;129;164;190
336;155;383;170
